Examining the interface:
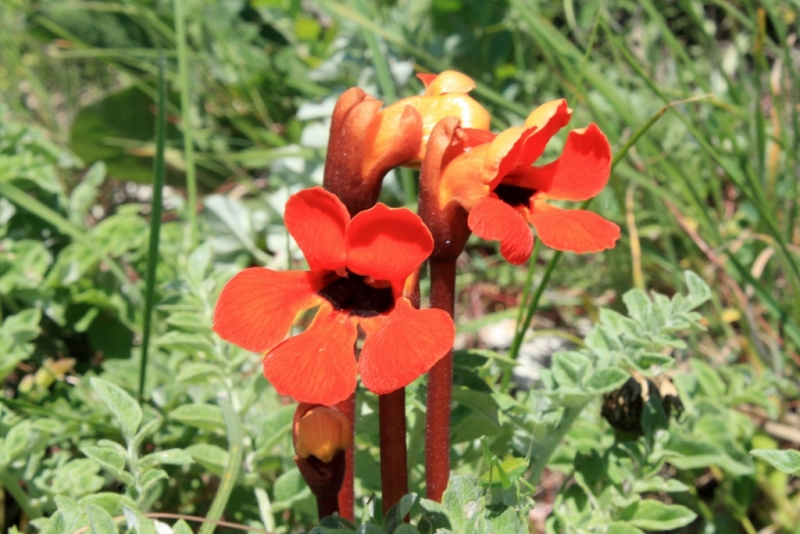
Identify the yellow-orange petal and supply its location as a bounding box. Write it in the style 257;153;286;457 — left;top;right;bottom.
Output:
380;93;490;163
419;70;477;96
294;405;353;463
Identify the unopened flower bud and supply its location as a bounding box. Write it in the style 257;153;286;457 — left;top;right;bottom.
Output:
293;404;352;463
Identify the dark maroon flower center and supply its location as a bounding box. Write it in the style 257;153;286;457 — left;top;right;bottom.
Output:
318;272;394;318
494;183;536;207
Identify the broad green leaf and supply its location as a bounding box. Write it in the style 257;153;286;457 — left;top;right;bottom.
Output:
85;502;117;534
90;377;142;440
551;351;590;388
751;449;800;474
54;496;85;534
169;403;226;432
633;477;689;493
139;468;168;495
622;288;651;323
606;523;645;534
80;444;128;478
175;362;221;384
689;360;725;398
684;270;711;308
185;443;229;475
619;500;696;530
584;367;629;393
69;160;106;224
79;493;138;518
1;421;33;464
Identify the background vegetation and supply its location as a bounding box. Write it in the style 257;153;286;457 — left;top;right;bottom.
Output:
0;0;798;532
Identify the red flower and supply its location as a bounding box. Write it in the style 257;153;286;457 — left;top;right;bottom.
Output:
438;99;620;264
213;187;455;405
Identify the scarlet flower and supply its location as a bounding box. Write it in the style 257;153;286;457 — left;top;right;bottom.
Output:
436;99;620;264
213;187;455;406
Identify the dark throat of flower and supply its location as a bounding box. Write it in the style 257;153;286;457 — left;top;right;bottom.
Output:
317;271;394;317
494;183;537;208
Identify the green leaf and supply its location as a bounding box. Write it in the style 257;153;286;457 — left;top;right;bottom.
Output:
85;502;117;534
175;362;221;384
633;477;689;493
80;444;128;479
619;500;696;530
79;493;138;518
606;523;645;534
139;468;168;496
69;161;106;224
137;448;194;471
551;351;590;388
441;475;526;534
684;270;711;308
169;403;226;432
185;443;229;475
54;496;85;533
90;377;142;440
584;367;629;393
751;449;800;474
622;288;651;323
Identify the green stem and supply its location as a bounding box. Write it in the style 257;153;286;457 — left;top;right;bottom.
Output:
199;396;244;534
0;469;40;520
174;0;198;248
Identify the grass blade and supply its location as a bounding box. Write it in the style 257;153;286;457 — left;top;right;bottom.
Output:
138;56;167;401
174;0;198;248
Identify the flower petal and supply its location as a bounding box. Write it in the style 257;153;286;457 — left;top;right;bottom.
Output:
527;124;612;201
419;71;476;96
284;187;350;271
467;196;534;265
263;304;358;405
363;104;423;177
528;202;620;253
359;298;454;394
213;268;325;353
346;203;433;285
515;99;573;168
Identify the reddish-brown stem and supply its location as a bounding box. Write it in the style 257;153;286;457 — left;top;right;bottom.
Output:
335;394;355;521
379;388;408;515
425;257;456;502
316;496;339;520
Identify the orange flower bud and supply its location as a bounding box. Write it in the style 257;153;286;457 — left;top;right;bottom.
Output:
370;71;490;166
293;404;352;463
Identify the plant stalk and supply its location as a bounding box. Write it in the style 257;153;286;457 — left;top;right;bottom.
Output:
425;257;457;502
379;388;408;514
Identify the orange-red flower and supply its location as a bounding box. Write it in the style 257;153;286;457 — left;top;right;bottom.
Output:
368;71;491;165
435;99;620;264
213;187;455;405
